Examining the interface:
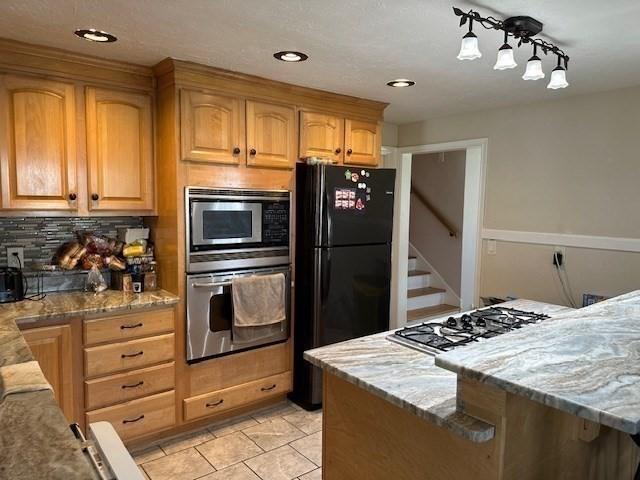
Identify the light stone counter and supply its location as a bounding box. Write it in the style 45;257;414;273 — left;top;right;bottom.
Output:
0;289;179;479
305;299;573;443
436;290;640;435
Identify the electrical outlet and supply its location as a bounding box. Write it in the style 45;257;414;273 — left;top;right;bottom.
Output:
553;246;565;267
6;247;24;269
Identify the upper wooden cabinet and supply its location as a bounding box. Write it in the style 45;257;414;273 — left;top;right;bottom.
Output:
344;119;381;167
85;87;154;211
246;101;296;169
0;75;78;210
299;112;344;163
22;324;75;423
180;89;244;165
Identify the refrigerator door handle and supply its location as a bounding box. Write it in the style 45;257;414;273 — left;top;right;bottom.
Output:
313;249;323;345
321;249;331;303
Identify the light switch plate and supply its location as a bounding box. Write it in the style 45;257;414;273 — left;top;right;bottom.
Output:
487;239;497;255
6;247;24;269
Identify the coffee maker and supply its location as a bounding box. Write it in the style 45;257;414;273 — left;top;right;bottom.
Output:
0;267;25;303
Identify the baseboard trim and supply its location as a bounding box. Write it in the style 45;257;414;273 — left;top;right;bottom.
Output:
482;228;640;253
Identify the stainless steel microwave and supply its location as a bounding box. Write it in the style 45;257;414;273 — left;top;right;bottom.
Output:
185;187;290;272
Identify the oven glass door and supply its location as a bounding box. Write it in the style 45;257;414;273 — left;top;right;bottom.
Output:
191;201;262;246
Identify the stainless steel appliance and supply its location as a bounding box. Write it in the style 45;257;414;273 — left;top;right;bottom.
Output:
0;267;25;303
388;306;550;355
185;187;290;273
186;265;291;362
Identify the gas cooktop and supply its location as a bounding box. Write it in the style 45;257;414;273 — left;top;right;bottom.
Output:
388;306;550;355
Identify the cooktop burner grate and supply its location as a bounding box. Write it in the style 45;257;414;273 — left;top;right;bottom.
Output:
389;306;550;355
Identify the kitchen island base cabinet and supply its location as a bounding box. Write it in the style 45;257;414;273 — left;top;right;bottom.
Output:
323;372;639;480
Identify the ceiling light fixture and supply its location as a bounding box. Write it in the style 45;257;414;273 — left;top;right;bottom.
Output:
547;55;569;89
457;18;482;61
522;44;545;81
493;31;517;70
273;51;308;62
386;79;415;88
453;7;570;89
74;28;117;43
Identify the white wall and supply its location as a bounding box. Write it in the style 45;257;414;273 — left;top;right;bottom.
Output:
410;151;465;295
398;85;640;305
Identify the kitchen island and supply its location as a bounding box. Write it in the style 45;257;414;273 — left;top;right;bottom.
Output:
305;295;640;479
0;289;179;479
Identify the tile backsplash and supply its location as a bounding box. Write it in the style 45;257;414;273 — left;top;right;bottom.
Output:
0;216;144;267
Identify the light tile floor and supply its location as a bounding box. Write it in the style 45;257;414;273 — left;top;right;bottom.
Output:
132;401;322;480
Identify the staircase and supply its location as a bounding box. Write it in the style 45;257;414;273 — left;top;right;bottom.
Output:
406;255;459;324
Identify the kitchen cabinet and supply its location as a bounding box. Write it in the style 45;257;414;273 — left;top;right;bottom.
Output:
344;119;381;166
21;324;75;422
180;89;244;165
0;75;78;210
299;111;344;163
246;100;296;169
299;112;381;166
86;87;155;211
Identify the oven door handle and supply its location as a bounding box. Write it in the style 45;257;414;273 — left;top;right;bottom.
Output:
191;281;232;289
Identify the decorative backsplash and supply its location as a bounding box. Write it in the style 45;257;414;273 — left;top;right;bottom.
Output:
0;216;144;267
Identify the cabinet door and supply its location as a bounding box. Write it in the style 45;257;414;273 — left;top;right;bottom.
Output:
299;112;344;163
0;75;78;210
86;87;154;211
180;89;244;165
22;324;75;422
344;119;381;166
246;101;296;169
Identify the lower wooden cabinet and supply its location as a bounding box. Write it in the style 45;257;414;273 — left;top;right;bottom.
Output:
84;361;175;410
85;390;176;441
183;371;292;422
21;324;75;422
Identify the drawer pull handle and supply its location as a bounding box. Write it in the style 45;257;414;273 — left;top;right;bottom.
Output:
121;323;143;329
122;381;144;389
122;414;145;424
261;384;277;392
205;399;224;408
121;351;144;358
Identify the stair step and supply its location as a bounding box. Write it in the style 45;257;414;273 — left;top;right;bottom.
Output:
407;287;445;298
407;304;460;322
408;270;430;277
407;256;418;270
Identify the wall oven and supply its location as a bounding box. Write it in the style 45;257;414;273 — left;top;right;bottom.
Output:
186;187;290;273
186;265;291;362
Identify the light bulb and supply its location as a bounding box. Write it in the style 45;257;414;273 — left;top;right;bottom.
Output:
547;66;569;89
457;32;482;61
522;55;545;80
493;44;517;70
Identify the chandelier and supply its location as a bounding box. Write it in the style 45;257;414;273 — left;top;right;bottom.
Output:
453;7;570;89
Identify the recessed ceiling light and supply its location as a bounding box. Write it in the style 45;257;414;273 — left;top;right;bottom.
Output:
74;29;117;43
273;51;308;62
386;79;415;88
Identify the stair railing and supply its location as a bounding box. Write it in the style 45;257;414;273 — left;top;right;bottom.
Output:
410;183;458;238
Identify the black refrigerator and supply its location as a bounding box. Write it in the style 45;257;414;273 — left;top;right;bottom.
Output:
291;163;395;409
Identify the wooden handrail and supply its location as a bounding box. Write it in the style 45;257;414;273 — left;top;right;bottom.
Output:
410;183;458;238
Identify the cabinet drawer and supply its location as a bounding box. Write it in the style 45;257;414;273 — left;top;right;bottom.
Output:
86;390;175;441
84;333;174;378
184;371;291;422
85;362;175;410
84;308;174;345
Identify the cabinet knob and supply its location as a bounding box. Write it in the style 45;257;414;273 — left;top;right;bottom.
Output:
68;193;77;201
233;147;241;155
91;193;99;201
249;148;257;156
346;148;353;156
335;148;341;154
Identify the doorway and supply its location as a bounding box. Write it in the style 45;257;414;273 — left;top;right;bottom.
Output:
383;139;487;329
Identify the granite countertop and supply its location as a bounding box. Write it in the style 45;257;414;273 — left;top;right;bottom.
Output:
436;290;640;435
304;299;574;443
0;289;179;479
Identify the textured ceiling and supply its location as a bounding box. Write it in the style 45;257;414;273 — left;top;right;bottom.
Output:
1;0;639;124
